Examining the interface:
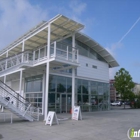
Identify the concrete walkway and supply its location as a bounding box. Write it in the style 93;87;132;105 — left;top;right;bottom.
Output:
0;109;139;140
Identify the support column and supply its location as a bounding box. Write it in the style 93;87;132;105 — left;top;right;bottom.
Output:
22;40;25;62
19;70;23;95
2;76;7;112
5;51;8;70
72;33;75;114
44;24;51;120
72;68;75;111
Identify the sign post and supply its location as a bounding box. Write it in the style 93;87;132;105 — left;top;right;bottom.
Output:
72;106;82;120
45;111;59;126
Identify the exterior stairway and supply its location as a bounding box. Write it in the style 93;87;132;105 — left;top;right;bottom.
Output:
0;80;39;121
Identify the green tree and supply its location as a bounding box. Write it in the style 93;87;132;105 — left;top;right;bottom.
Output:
114;68;135;108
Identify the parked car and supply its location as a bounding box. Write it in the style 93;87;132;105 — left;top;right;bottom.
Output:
121;101;130;105
111;101;122;106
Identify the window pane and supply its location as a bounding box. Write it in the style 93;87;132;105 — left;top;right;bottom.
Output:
33;79;42;92
67;78;72;93
57;76;66;92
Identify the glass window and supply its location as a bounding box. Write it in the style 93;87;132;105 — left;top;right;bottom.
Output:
91;81;98;94
57;76;66;92
76;40;88;57
89;48;97;59
25;93;42;108
25;75;43;92
40;48;45;58
49;75;56;92
82;80;89;94
34;79;42;92
67;78;72;93
35;50;39;60
98;82;103;95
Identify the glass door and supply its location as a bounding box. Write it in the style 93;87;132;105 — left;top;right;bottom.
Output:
57;94;72;113
67;94;71;113
61;94;67;113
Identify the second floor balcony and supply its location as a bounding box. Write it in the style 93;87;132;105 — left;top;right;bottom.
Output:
0;41;79;74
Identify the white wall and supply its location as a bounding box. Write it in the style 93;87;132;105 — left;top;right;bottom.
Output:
77;55;109;81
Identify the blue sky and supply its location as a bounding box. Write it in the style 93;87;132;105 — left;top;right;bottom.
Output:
0;0;140;83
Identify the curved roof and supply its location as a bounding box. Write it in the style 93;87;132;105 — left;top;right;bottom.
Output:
75;32;119;68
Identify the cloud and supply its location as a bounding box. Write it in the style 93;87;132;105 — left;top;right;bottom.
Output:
105;42;123;57
133;62;140;67
69;0;87;16
0;0;48;49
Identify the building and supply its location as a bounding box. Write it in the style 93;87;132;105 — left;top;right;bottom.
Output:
0;15;119;120
133;83;140;95
110;79;116;101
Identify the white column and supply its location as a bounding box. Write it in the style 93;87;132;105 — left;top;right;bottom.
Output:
54;41;56;57
72;33;75;114
44;24;51;120
5;51;8;70
19;70;23;95
42;73;45;115
2;76;7;112
67;46;69;60
72;34;75;62
22;40;25;62
72;68;75;110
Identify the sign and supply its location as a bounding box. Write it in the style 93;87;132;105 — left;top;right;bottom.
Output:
72;106;82;120
45;111;59;126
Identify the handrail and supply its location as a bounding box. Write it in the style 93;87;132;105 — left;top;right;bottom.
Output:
0;84;29;106
0;81;39;120
0;50;32;63
0;80;30;105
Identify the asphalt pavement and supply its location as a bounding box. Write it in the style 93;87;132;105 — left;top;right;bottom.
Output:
0;108;139;140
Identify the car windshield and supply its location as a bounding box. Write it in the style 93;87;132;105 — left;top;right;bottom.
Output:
114;101;119;103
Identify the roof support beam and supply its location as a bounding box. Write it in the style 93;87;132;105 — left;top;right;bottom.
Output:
43;29;63;38
27;39;42;45
51;23;72;33
98;49;105;53
102;54;110;58
35;35;47;41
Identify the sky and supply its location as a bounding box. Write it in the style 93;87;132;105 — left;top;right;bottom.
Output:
0;0;140;83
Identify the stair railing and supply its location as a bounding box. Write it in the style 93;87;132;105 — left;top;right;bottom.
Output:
0;80;39;121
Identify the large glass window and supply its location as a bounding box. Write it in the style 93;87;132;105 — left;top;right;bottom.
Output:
76;40;88;57
67;78;72;93
25;75;43;92
76;78;109;112
91;81;98;94
25;75;43;111
57;76;66;92
49;75;57;92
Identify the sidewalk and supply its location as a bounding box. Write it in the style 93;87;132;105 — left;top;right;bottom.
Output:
0;109;139;140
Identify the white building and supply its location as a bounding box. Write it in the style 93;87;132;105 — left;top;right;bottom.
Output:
0;15;119;121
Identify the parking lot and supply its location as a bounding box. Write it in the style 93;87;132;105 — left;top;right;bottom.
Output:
0;108;139;140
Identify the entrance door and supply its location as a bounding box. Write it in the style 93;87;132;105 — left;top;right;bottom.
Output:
61;94;67;113
60;94;72;113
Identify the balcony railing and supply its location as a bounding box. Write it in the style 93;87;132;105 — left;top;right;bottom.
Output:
0;41;79;72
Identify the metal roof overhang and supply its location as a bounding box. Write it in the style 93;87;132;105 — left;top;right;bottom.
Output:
75;32;119;68
0;14;84;58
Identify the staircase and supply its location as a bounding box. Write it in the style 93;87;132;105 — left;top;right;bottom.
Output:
0;80;39;121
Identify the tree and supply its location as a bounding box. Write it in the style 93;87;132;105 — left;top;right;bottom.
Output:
114;68;135;108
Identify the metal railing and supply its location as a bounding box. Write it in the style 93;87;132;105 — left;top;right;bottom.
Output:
0;80;39;121
0;41;79;73
0;50;33;72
